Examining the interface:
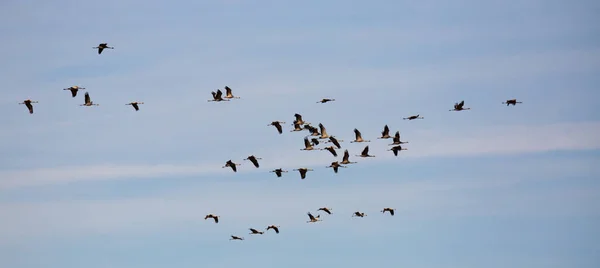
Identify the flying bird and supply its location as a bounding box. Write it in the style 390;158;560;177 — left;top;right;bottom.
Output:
350;128;370;143
306;212;321;223
249;228;264;235
291;123;304;132
266;225;280;234
327;161;347;173
224;86;240;99
389;145;407;156
230;235;244;240
450;100;471;111
269;168;288;178
403;114;424;120
356;146;375;158
318;207;332;215
352;211;367;217
340;149;357;164
301;137;316;151
326;136;343;149
80;92;99;106
311;138;320;146
208;89;229;102
204;214;219;223
502;99;522;106
222;160;241;172
93;43;114;54
378;125;391;139
317;98;335;103
318;123;330;139
293;113;306;125
268;121;285;134
293;168;313;179
63;86;85;97
320;146;338;157
126;102;144;111
381;208;395;216
19;99;38;114
389;131;408;145
243;155;262;168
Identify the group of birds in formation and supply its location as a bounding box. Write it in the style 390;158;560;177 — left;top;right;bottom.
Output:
16;42;524;241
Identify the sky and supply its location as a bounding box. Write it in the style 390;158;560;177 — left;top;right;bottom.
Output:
1;0;599;267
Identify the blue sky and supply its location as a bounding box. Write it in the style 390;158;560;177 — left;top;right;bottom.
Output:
1;0;600;267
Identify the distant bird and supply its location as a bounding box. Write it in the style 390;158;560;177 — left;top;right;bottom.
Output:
268;121;285;134
269;168;288;178
318;207;333;215
224;86;240;99
327;161;347;173
340;149;357;165
320;146;338;157
63;86;85;97
381;208;395;216
293;113;307;125
350;128;370;143
378;125;391;139
249;228;264;235
204;214;219;223
308;125;320;136
19;99;38;114
389;131;408;145
317;98;335;103
326;136;343;149
450;100;471;111
306;212;321;223
352;211;367;217
208;89;229;102
318;123;330;139
356;146;375;158
293;168;313;179
388;145;407;156
222;160;241;172
266;225;280;234
291;123;304;132
503;99;522;106
126;102;144;111
244;155;262;168
230;235;244;240
80;92;99;106
311;138;320;146
403;114;424;120
93;43;113;54
301;137;316;151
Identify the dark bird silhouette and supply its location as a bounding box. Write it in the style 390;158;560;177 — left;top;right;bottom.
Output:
244;155;262;168
356;146;375;158
317;98;335;103
80;92;99;106
403;114;424;120
230;235;244;240
318;207;332;215
269;168;288;177
208;89;229;102
340;149;357;164
381;208;395;216
301;137;316;151
224;86;240;99
318;123;330;139
268;121;285;134
388;145;407;156
327;161;347;173
63;86;85;97
378;125;391;139
352;211;366;217
311;138;320;146
326;136;343;149
450;100;471;111
502;99;522;106
389;131;408;145
266;225;280;234
222;160;241;172
291;122;304;132
249;228;264;235
307;212;321;223
350;128;370;143
126;102;144;111
293;168;313;179
93;43;114;54
293;113;306;125
320;146;338;157
204;214;219;223
19;99;38;114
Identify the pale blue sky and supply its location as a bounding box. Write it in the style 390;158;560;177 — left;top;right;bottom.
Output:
1;0;600;267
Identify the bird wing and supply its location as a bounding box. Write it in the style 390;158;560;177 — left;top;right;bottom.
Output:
392;147;399;156
215;90;223;99
390;210;394;216
458;100;465;109
330;137;341;149
249;156;259;168
214;217;219;223
231;164;237;172
382;125;389;136
274;123;283;134
343;150;349;161
225;86;232;96
249;228;257;233
132;103;139;110
354;128;361;140
327;147;337;157
361;146;369;155
319;123;327;135
299;169;307;179
294;113;302;122
275;170;282;177
70;89;77;97
333;166;339;173
308;212;316;220
84;92;90;103
304;138;311;148
98;47;104;54
393;131;400;142
26;103;33;114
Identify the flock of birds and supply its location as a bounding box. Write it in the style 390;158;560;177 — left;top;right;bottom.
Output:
17;42;524;241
